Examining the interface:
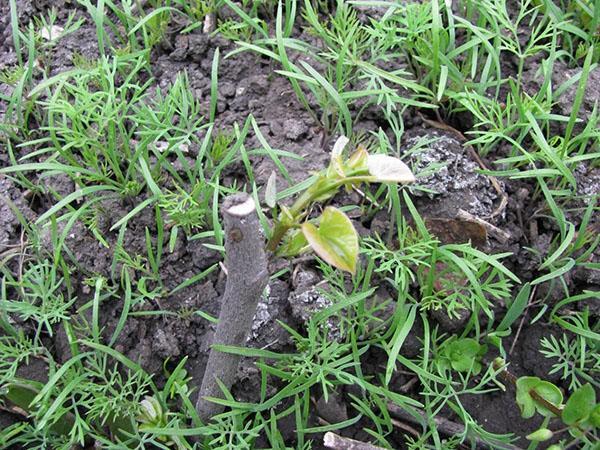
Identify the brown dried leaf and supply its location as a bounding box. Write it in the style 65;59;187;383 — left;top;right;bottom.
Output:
425;217;488;248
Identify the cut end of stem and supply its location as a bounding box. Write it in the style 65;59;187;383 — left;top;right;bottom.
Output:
226;196;256;217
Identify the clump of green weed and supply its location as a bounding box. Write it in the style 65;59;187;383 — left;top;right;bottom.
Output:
159;181;209;233
209;130;235;164
0;66;25;86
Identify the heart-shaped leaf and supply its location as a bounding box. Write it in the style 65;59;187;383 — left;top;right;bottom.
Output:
302;207;359;274
533;381;563;416
516;376;563;418
516;377;541;419
367;154;415;183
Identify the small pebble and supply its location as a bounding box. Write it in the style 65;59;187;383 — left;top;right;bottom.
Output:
284;119;308;141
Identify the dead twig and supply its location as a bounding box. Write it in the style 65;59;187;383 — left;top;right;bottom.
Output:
0;404;29;418
387;403;524;450
323;432;387;450
398;376;418;393
390;417;420;437
456;209;511;243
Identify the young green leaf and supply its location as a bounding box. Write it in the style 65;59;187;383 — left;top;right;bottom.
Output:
590;404;600;428
302;207;359;274
516;377;542;419
563;383;595;425
534;381;564;417
366;154;415;183
496;283;531;333
526;428;553;442
276;229;309;257
2;380;43;411
385;304;417;386
137;395;166;428
439;337;486;375
516;376;563;418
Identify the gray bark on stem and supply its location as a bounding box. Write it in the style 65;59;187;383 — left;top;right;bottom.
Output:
196;193;269;422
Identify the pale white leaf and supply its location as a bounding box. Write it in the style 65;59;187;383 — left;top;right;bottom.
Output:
331;135;349;159
265;171;277;208
367;154;415;183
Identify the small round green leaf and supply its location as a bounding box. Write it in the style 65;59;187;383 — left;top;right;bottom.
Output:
562;383;595;425
526;428;553;441
443;338;485;374
517;377;563;418
516;377;541;419
366;154;415;184
534;381;563;417
302;207;359;274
